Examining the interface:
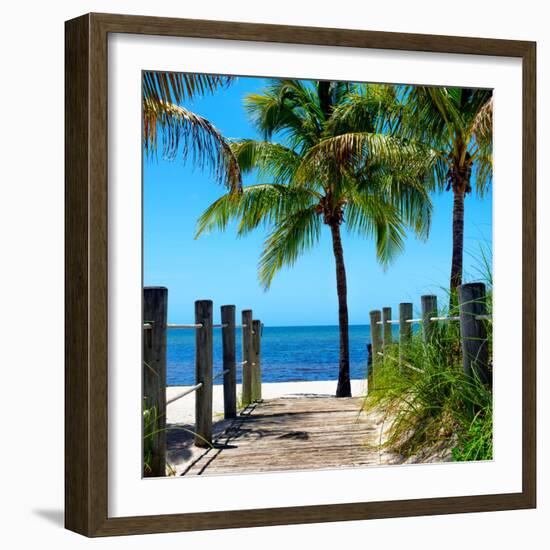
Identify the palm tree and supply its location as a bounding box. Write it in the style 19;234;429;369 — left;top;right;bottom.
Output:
195;80;436;397
142;71;241;191
401;87;493;295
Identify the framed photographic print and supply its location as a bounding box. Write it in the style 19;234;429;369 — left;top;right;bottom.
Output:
65;13;536;537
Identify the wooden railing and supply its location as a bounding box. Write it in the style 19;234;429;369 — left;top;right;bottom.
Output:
368;282;492;387
143;287;263;476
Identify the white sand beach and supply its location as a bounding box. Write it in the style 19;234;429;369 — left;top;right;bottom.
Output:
166;378;368;425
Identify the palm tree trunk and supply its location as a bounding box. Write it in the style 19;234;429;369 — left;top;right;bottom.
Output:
329;223;351;398
450;189;465;295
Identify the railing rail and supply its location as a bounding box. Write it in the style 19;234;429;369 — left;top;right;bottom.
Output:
377;314;488;324
165;323;253;329
166;383;203;406
368;282;492;387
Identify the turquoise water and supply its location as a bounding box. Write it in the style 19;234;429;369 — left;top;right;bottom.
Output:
167;324;400;386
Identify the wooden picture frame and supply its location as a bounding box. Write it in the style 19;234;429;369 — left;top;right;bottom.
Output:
65;12;536;537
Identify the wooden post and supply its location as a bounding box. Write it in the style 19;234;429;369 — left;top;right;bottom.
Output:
458;283;490;385
221;305;237;419
399;302;413;368
369;310;382;390
421;295;438;343
252;320;262;401
366;343;373;388
143;287;167;477
248;319;258;403
241;310;253;407
370;310;383;363
195;300;213;447
399;302;413;342
382;307;392;348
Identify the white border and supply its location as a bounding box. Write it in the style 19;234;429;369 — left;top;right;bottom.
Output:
108;33;523;517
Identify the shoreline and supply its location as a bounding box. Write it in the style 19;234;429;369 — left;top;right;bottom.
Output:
166;379;368;425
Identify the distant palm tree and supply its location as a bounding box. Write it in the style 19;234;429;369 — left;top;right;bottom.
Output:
143;71;241;191
196;80;436;397
402;88;493;295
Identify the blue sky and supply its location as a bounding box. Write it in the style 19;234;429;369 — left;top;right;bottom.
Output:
143;77;492;326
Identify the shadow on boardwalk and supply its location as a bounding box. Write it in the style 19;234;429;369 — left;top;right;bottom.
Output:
166;416;236;473
168;395;404;476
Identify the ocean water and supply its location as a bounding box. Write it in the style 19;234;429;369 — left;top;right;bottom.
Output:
167;324;400;386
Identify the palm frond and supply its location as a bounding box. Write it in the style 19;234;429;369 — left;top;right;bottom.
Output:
398;86;493;195
143;72;233;105
143;98;241;191
400;87;455;147
471;97;493;146
195;183;319;238
354;166;434;239
230;140;301;183
472;154;493;197
345;191;406;266
298;132;440;180
258;206;322;288
243;79;323;149
327;84;403;136
427;87;467;140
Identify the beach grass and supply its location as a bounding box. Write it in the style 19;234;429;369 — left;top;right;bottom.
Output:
364;281;493;462
142;402;158;476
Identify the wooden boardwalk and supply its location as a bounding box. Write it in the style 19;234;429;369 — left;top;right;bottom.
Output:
180;395;395;476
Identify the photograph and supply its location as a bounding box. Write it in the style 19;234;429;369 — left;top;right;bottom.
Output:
1;0;542;544
142;72;494;478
